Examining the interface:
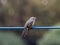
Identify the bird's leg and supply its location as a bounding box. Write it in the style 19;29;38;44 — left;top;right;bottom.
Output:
27;26;32;31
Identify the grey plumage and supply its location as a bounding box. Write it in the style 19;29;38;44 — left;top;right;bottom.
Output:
21;17;36;39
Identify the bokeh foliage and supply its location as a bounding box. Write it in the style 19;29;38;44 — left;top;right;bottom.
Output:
37;23;60;45
0;31;25;45
0;0;60;40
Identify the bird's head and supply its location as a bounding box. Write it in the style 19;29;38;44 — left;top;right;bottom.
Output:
29;17;36;21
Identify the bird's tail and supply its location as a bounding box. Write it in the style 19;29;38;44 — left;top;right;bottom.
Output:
21;28;29;39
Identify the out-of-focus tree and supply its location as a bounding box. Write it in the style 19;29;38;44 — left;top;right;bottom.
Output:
37;23;60;45
0;0;60;42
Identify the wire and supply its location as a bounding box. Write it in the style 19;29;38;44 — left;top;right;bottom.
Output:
0;26;60;30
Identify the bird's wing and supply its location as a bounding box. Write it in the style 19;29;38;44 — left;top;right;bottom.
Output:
24;20;33;28
21;21;33;39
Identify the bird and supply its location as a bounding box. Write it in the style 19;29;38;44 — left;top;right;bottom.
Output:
21;17;36;39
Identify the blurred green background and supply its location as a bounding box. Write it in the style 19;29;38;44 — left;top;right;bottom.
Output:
37;23;60;45
0;0;60;45
0;0;60;37
0;31;25;45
